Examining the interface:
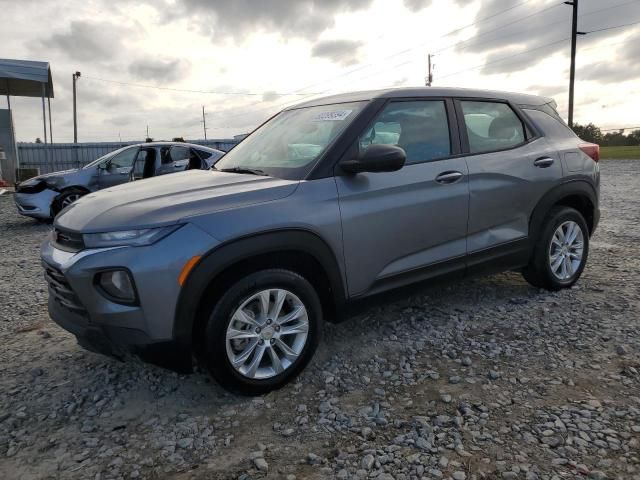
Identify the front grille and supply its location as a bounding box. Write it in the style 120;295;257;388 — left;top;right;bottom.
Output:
43;263;88;316
53;228;85;252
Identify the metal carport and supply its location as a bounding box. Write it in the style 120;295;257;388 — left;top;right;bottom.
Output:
0;59;54;183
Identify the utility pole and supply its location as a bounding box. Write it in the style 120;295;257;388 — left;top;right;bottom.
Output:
47;96;53;143
72;71;81;143
146;125;149;139
564;0;586;127
201;106;208;140
426;54;434;87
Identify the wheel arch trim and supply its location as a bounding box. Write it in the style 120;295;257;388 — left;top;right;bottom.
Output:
529;180;598;245
172;228;347;350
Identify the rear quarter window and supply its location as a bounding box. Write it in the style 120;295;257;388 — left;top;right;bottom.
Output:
523;109;577;141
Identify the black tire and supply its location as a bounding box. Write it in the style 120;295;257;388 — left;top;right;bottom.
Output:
51;188;87;217
200;269;322;395
522;206;589;290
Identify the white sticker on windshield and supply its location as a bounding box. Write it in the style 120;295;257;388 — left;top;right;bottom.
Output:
312;110;353;122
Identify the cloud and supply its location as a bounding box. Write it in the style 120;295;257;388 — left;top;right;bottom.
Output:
403;0;432;12
262;91;282;102
575;29;640;83
311;39;364;66
166;0;373;42
454;0;640;77
128;58;192;83
527;84;566;99
392;77;409;86
43;20;131;62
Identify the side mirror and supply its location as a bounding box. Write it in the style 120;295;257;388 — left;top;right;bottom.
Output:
340;144;406;174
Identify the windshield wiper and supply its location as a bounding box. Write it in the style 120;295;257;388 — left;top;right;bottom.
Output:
217;166;269;176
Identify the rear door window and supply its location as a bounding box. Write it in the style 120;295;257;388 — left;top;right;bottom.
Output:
170;146;190;162
460;101;526;154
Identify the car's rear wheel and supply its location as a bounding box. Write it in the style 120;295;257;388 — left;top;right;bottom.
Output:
523;206;589;290
52;188;86;217
200;269;322;395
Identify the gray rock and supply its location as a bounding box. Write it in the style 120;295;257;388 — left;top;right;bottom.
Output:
362;453;375;470
254;457;268;472
589;472;607;480
177;437;193;449
452;472;466;480
616;345;629;355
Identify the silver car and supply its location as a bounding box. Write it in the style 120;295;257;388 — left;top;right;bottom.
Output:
14;142;224;220
41;87;600;395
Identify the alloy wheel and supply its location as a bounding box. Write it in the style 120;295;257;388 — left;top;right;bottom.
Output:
548;220;584;281
61;193;82;208
225;288;309;380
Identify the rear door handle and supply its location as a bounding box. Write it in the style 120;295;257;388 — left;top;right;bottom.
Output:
534;157;554;168
435;171;463;184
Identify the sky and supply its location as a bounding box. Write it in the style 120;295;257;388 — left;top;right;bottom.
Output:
1;0;639;143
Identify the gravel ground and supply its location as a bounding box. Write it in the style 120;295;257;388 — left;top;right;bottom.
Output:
0;160;639;480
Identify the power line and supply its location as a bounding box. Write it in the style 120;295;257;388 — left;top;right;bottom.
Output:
81;75;322;96
584;19;640;34
443;0;639;56
160;3;574;128
441;0;536;37
601;126;640;131
434;1;566;54
204;4;563;124
436;17;640;82
271;0;541;97
437;37;570;80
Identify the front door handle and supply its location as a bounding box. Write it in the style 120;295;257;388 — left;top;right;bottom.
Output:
534;157;554;168
435;171;463;184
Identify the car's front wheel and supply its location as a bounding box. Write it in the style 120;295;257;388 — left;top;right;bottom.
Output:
523;206;589;290
200;269;322;395
52;188;86;217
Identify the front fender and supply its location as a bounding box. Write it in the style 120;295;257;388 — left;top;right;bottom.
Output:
172;229;347;350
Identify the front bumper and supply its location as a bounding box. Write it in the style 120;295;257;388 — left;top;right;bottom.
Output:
14;189;58;219
40;224;220;372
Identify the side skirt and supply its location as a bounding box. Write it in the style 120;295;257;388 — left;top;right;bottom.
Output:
341;238;530;319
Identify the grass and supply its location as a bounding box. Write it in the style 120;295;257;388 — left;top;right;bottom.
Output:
600;145;640;159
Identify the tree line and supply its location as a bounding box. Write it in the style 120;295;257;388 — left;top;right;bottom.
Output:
572;124;640;146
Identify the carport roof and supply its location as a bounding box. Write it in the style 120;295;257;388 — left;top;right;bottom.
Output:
0;59;54;98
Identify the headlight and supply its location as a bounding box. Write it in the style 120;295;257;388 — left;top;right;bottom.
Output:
83;225;181;248
16;178;47;194
96;269;137;304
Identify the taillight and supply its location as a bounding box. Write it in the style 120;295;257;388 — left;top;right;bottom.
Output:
579;143;600;162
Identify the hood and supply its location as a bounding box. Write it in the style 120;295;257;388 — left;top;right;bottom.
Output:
55;170;299;232
21;169;79;184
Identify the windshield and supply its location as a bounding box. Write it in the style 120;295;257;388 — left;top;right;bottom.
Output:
214;102;366;179
83;146;131;169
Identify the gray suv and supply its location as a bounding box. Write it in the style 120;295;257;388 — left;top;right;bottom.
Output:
41;88;600;395
14;142;223;220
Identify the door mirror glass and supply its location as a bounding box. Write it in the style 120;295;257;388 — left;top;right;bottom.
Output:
340;144;406;174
